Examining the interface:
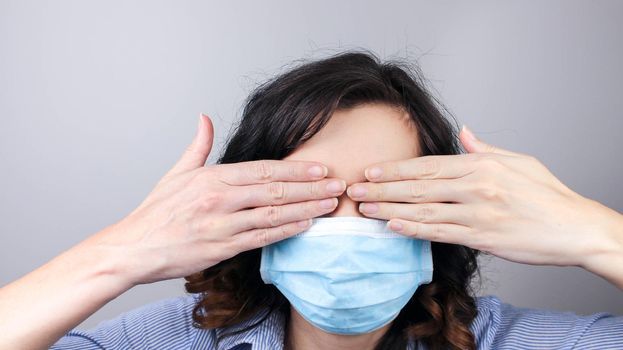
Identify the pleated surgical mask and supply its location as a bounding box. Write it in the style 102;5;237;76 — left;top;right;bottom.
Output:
259;216;434;335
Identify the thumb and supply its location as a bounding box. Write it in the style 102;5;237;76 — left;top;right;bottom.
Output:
165;113;214;178
459;124;518;156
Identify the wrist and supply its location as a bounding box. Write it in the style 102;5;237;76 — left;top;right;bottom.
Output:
76;222;140;292
579;199;623;289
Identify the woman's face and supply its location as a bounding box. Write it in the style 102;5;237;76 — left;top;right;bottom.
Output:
283;102;420;217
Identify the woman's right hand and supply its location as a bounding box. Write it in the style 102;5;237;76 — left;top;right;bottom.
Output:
85;113;346;286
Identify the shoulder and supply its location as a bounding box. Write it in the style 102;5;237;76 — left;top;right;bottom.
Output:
51;293;215;350
471;294;623;349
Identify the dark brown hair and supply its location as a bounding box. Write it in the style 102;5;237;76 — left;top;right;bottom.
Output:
184;49;482;350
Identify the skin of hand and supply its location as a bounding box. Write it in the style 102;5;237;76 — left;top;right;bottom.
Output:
0;113;345;350
95;113;346;285
347;125;623;290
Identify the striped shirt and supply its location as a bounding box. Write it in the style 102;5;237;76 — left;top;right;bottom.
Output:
50;293;623;349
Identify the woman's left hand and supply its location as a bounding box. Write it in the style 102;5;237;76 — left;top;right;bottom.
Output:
346;125;623;288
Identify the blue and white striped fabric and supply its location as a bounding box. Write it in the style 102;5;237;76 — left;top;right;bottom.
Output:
50;293;623;349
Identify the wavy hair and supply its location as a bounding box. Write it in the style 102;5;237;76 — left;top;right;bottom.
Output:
184;49;482;350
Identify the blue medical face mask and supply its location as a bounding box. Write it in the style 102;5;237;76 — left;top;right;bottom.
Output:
259;216;434;335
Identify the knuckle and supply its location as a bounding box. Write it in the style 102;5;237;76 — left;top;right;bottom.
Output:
407;222;419;238
477;184;499;200
266;205;282;227
429;224;443;241
390;164;402;180
252;160;273;182
414;205;435;222
475;182;506;202
202;218;220;234
374;184;386;201
418;158;440;177
309;180;320;197
199;191;223;211
268;181;287;203
256;228;271;247
408;181;427;200
288;164;298;179
279;224;290;241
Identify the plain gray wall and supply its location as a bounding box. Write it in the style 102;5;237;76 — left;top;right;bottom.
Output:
1;0;621;330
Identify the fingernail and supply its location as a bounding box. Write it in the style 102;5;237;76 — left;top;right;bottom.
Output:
309;165;327;178
463;125;477;141
347;185;367;198
297;219;312;228
366;167;383;180
359;203;378;214
319;198;337;209
388;220;403;232
196;113;205;136
326;180;345;193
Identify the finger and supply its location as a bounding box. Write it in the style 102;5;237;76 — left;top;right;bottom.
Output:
229;178;346;209
363;154;478;183
164;113;215;179
347;179;469;204
358;202;473;226
386;218;472;246
224;197;339;234
460;125;523;157
233;218;315;251
216;159;329;186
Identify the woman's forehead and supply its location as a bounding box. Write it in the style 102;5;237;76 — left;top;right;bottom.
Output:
283;103;420;183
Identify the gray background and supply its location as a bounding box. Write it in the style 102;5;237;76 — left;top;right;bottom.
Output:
1;0;621;330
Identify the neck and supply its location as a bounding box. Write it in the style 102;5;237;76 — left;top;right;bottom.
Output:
284;306;391;350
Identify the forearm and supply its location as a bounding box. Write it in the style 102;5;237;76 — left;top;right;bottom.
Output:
581;200;623;291
0;224;134;350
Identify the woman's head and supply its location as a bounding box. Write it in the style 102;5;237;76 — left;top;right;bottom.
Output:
184;49;481;350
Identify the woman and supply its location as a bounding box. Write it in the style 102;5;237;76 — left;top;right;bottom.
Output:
1;51;621;350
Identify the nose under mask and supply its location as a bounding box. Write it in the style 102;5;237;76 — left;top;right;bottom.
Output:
259;216;434;335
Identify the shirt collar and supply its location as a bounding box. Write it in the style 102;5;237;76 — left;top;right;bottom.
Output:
214;306;286;350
